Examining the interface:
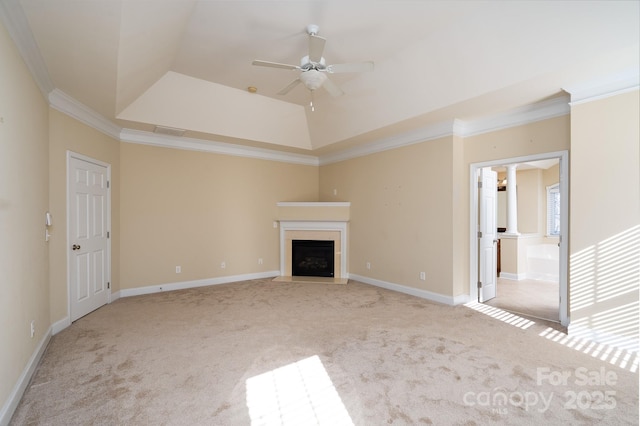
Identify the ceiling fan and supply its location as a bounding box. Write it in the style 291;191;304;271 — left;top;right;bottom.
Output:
252;25;374;105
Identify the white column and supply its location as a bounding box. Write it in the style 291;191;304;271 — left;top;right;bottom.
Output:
505;164;519;235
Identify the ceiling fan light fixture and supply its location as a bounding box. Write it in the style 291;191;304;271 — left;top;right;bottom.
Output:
299;69;327;91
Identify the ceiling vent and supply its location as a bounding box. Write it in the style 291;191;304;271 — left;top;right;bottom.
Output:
153;125;186;137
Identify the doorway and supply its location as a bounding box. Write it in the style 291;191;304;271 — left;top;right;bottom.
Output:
67;152;112;321
469;151;569;326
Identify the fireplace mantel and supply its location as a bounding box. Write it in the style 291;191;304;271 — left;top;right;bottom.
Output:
276;202;349;282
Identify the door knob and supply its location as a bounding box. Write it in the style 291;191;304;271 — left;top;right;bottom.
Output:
72;244;81;250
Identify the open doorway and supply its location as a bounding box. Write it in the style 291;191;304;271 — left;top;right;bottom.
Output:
469;151;569;327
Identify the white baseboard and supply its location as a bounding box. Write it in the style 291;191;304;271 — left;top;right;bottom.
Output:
51;317;70;335
0;326;52;426
119;271;280;298
499;272;526;281
349;274;468;306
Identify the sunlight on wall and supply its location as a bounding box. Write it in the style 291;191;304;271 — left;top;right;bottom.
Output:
539;327;639;373
464;302;535;329
571;225;639;310
245;355;353;425
570;225;639;351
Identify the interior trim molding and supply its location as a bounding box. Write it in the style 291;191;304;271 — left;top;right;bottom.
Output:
318;120;457;165
457;95;570;137
49;89;122;139
564;67;640;106
1;0;632;167
0;325;51;426
51;316;71;336
120;129;319;166
0;0;54;98
499;272;527;281
318;96;570;165
350;274;464;306
118;271;280;298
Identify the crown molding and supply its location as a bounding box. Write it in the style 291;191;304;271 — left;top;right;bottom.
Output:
48;89;318;165
120;129;319;166
564;67;640;106
318;96;570;165
48;86;570;168
318;120;458;165
0;0;54;98
49;89;122;139
458;95;570;137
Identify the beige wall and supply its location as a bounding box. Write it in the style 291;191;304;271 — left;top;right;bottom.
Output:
119;143;318;288
0;22;50;411
463;116;570;296
319;118;569;299
516;169;542;234
48;109;120;323
319;136;460;296
569;90;639;345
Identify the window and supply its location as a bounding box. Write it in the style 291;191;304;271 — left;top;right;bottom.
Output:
546;183;560;236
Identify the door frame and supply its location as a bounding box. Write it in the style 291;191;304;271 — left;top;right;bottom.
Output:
469;150;569;326
66;151;112;322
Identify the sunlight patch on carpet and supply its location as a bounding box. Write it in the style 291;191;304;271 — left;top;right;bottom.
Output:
539;327;639;373
464;301;535;329
245;355;354;425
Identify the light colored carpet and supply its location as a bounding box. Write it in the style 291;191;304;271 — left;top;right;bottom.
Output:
485;278;560;322
10;279;638;425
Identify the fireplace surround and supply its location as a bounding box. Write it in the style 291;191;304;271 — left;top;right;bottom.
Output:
276;202;349;283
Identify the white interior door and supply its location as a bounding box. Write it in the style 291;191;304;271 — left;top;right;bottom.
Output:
479;167;498;302
69;155;110;321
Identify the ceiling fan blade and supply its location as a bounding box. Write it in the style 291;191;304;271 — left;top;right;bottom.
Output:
326;61;374;74
277;78;302;95
252;60;299;71
308;34;326;63
322;76;344;97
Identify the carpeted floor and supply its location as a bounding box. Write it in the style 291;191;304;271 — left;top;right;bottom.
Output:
485;278;560;323
10;279;639;425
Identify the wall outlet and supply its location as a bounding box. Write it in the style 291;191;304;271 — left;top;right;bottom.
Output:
221;261;226;269
258;258;263;265
419;272;426;280
333;188;338;196
366;262;371;270
30;320;35;338
175;266;181;273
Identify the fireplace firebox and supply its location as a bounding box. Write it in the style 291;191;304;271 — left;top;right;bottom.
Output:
291;240;335;277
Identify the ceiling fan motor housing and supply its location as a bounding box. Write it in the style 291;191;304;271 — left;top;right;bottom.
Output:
301;55;326;70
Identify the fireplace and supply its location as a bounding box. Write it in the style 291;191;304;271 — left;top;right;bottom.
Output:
276;202;350;283
292;240;335;277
